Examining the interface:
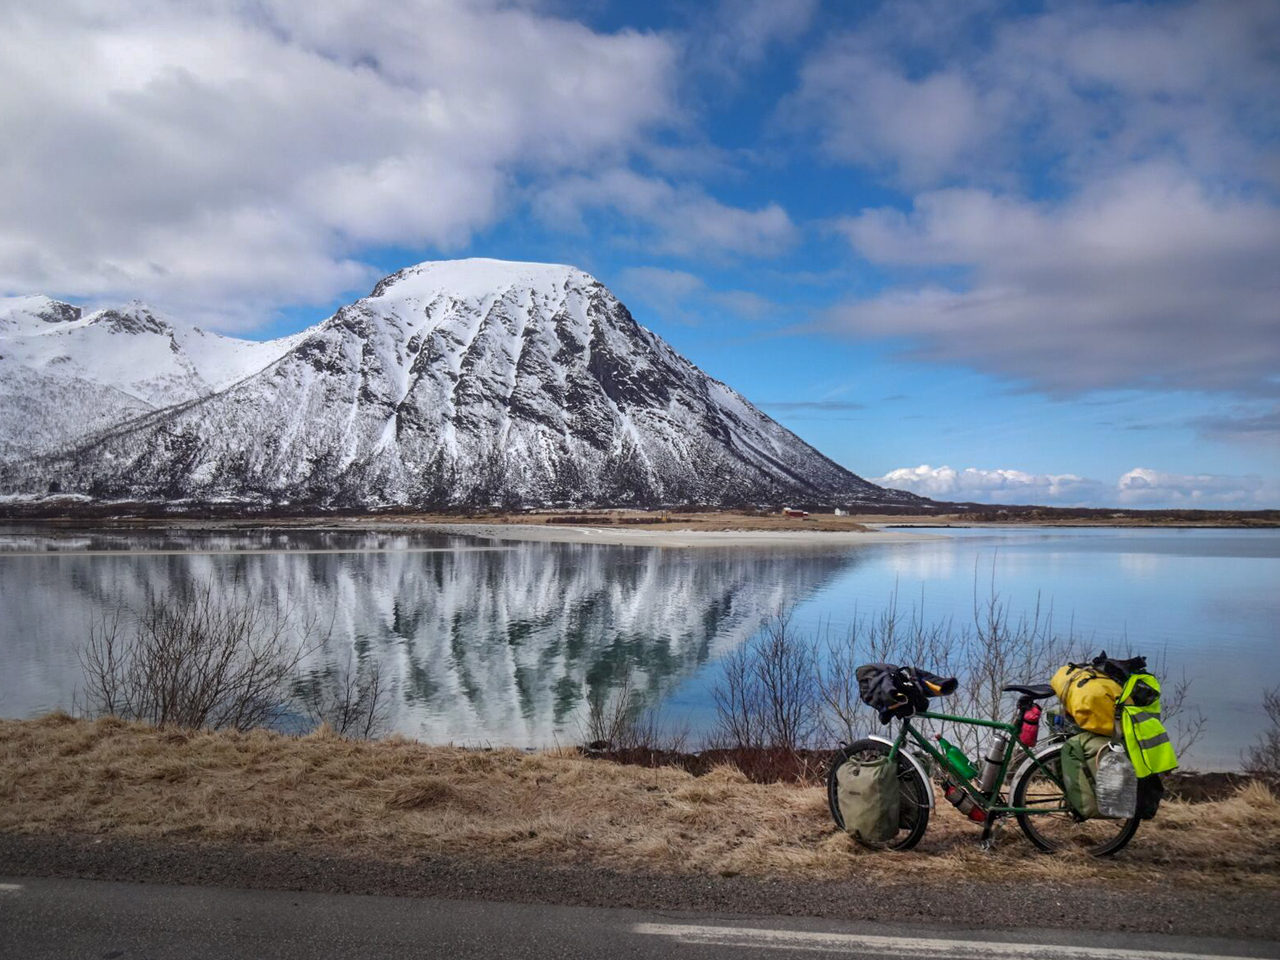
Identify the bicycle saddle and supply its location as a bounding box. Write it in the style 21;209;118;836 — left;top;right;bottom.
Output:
1002;683;1054;699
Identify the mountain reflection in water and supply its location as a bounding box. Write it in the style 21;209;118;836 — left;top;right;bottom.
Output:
0;529;859;746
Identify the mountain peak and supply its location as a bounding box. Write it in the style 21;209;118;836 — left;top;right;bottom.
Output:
85;301;172;337
0;295;83;333
369;258;592;302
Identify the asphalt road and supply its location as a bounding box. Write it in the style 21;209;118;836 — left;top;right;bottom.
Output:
2;877;1278;960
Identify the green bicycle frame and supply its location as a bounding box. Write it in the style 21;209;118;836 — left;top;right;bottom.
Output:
885;709;1069;816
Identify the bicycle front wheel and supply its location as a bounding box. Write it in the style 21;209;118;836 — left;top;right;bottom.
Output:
827;739;931;851
1011;744;1140;857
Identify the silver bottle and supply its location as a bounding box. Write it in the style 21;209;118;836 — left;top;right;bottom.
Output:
978;731;1010;792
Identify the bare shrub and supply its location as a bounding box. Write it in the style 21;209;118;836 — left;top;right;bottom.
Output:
818;586;955;746
581;671;642;748
295;655;391;740
955;566;1078;753
712;612;819;752
815;573;1078;756
79;584;321;732
1244;686;1280;776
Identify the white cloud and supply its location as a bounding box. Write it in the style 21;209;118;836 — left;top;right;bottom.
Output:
873;465;1104;506
694;0;819;77
1114;468;1280;509
875;464;1280;509
0;0;680;327
789;0;1280;190
831;165;1280;395
793;1;1279;399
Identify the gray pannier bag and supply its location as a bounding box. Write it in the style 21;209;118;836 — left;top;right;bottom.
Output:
836;756;900;843
1095;742;1138;818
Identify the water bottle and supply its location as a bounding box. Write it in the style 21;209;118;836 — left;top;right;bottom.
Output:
978;731;1009;792
1095;742;1137;818
935;734;978;780
1018;703;1042;747
941;777;988;822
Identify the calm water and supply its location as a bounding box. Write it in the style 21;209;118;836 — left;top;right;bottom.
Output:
1;524;1276;769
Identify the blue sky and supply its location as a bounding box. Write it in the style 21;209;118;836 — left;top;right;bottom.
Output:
1;0;1277;507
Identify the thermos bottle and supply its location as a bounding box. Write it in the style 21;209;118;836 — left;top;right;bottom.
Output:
978;731;1009;792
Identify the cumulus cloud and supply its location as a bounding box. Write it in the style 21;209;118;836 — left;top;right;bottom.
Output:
693;0;820;77
875;464;1280;509
789;0;1280;190
0;0;681;326
794;0;1280;399
1114;468;1280;508
873;465;1104;506
830;166;1280;395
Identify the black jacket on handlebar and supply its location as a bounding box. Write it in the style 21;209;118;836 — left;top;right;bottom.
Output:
855;663;958;724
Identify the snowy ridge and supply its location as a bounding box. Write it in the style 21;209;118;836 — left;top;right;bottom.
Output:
0;298;302;456
1;259;923;509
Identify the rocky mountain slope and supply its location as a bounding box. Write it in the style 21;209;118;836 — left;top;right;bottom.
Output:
0;260;922;509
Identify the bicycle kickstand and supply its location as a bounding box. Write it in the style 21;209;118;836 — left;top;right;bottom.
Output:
978;816;1003;852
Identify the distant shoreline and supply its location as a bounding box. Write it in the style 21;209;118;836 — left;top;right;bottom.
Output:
0;507;1277;551
0;513;942;552
415;521;943;549
1;499;1277;527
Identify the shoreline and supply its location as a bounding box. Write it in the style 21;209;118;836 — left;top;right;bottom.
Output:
0;515;945;553
415;521;944;549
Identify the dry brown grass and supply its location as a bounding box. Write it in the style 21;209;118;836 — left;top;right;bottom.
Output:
2;715;1277;888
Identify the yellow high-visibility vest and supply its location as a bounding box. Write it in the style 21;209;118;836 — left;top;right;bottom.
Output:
1118;673;1178;777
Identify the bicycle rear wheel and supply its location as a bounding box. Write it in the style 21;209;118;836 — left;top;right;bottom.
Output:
827;739;931;851
1011;744;1139;857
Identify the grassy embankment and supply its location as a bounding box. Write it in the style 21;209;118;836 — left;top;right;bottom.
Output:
3;714;1277;889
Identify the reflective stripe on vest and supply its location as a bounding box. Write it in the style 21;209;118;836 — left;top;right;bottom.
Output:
1119;673;1178;776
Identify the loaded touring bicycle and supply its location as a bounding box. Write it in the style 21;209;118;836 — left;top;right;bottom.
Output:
827;663;1154;856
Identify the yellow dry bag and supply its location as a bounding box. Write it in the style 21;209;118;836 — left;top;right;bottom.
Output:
1051;663;1123;736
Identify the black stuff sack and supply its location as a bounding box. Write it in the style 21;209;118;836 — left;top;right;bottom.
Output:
856;663;958;724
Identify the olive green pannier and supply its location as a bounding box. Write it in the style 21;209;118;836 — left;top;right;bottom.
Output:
1060;731;1110;820
836;755;900;843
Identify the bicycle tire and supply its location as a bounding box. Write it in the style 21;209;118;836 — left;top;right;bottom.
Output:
827;739;931;851
1011;743;1140;857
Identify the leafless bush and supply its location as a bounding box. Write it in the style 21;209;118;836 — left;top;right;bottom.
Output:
956;566;1079;753
1244;686;1280;776
1158;667;1208;759
712;611;819;751
295;654;391;740
79;585;322;732
818;587;956;746
581;671;643;748
815;573;1079;756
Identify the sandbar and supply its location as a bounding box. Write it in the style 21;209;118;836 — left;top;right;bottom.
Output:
417;521;942;549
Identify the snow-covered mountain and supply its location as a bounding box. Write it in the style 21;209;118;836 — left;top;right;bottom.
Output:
0;295;300;458
1;260;923;509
